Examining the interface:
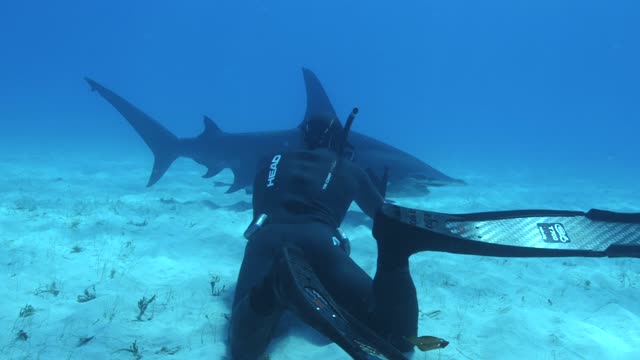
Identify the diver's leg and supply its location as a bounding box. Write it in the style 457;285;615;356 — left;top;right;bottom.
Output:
298;224;416;352
316;256;374;321
270;244;408;359
229;296;283;360
314;241;418;352
370;264;418;352
312;241;417;352
369;214;419;352
228;227;284;360
299;224;375;321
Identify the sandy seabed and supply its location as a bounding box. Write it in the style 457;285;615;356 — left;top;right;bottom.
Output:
1;148;638;360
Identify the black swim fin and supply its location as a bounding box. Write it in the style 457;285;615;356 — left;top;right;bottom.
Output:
374;204;640;258
273;246;408;360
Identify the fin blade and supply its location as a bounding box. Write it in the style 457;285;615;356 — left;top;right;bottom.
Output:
375;204;640;258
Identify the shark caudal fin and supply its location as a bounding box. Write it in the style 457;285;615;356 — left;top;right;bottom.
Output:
85;78;180;187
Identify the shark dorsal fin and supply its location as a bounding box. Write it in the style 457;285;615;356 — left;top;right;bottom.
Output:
300;68;339;128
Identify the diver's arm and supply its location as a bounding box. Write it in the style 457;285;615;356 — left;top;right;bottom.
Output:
365;167;389;198
354;166;385;219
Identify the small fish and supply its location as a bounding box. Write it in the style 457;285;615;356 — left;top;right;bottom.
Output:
406;335;449;352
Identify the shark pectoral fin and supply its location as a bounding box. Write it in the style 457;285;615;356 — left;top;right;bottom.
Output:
225;182;247;194
226;164;254;194
202;166;223;179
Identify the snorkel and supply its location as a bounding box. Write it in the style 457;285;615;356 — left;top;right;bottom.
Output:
337;107;359;157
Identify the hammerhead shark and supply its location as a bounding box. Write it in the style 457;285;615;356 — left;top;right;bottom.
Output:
85;68;464;196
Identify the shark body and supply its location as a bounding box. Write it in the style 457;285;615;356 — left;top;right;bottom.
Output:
85;69;464;195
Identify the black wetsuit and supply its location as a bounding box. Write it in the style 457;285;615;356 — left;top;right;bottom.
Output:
229;148;418;360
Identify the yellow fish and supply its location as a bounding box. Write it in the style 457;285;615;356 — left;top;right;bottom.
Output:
406;335;450;352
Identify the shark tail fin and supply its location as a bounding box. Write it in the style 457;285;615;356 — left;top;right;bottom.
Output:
147;140;180;187
85;77;181;187
337;107;359;156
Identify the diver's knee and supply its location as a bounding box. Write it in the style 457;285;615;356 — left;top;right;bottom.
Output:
228;316;275;360
229;340;264;360
228;296;280;360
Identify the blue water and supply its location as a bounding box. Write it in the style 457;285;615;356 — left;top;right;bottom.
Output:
2;0;638;183
1;2;639;359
